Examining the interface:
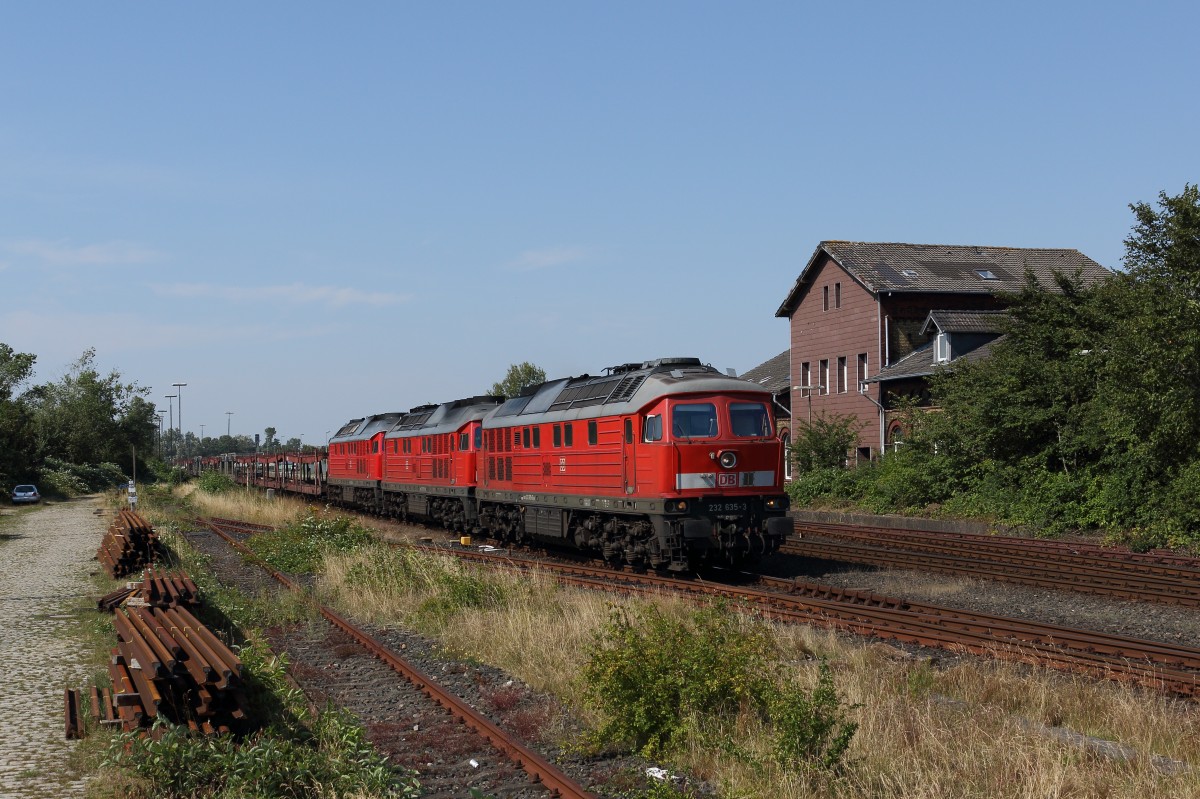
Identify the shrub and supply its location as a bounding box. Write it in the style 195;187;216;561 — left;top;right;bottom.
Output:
582;603;774;756
246;511;374;574
197;470;237;494
769;660;858;773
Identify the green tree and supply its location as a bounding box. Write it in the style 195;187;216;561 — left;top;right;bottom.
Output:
488;361;546;399
0;343;38;487
791;412;860;471
28;348;151;471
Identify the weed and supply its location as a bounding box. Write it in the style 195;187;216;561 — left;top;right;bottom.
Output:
246;510;374;574
769;660;858;773
582;602;774;757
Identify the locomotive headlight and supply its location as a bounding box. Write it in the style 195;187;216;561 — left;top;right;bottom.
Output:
666;500;689;513
718;451;737;470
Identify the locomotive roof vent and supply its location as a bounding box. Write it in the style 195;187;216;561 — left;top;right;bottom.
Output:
644;357;703;369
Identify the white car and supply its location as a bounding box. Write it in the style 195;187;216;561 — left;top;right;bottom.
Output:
10;485;40;504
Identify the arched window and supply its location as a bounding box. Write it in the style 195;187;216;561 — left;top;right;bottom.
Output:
781;431;792;481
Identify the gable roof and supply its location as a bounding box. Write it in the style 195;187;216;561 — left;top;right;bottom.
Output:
740;350;790;395
921;309;1009;336
866;336;1003;384
776;241;1111;317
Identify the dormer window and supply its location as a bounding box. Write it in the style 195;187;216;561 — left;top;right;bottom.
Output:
935;332;951;363
975;269;998;280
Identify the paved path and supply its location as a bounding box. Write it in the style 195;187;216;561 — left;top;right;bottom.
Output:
0;498;103;799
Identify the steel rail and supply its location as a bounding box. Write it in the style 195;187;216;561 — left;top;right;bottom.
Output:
414;542;1200;697
790;521;1200;576
198;518;597;799
782;537;1200;607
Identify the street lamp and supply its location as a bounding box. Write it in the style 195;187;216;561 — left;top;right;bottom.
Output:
226;411;234;438
172;382;187;433
164;395;176;431
200;424;206;440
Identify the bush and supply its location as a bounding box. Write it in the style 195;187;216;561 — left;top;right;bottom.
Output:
37;457;129;497
582;603;774;756
197;470;237;494
769;661;858;773
246;511;375;574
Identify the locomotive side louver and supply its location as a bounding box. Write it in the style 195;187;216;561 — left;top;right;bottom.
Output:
605;375;646;404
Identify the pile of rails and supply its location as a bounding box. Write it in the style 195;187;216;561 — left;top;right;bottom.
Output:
97;568;200;611
97;510;162;578
68;556;247;738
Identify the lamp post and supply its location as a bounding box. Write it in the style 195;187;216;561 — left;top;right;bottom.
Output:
200;424;206;440
172;383;187;434
226;411;234;438
164;395;176;432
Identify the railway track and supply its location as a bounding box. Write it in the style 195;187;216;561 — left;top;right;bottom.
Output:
782;522;1200;607
399;538;1200;698
202;513;1200;701
197;517;598;799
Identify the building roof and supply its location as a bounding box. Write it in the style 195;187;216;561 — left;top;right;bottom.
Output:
740;350;790;395
866;336;1002;384
776;241;1111;317
921;309;1009;336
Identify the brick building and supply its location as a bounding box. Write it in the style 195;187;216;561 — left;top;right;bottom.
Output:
774;241;1110;459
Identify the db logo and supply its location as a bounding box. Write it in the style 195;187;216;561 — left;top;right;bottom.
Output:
716;473;738;487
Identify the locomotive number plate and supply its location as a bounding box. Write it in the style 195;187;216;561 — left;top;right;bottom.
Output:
704;501;748;514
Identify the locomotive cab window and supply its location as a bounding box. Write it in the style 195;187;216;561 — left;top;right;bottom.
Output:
643;415;662;442
730;402;772;437
624;418;633;444
672;403;718;438
460;432;469;450
475;427;482;449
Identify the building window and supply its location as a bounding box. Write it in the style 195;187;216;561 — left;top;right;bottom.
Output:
835;282;842;308
800;362;810;396
837;357;847;393
857;353;868;392
822;285;829;311
819;360;829;395
935;332;951;363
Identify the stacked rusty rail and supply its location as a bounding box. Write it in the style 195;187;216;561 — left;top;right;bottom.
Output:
98;568;200;611
70;564;246;739
97;510;162;578
107;602;246;735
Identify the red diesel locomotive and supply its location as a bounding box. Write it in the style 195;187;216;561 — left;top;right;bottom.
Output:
320;357;790;570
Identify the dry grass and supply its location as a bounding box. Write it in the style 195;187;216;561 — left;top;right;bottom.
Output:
175;482;312;528
319;543;1200;798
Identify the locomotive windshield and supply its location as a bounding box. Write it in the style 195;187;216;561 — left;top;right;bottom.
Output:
730;402;772;437
672;402;718;438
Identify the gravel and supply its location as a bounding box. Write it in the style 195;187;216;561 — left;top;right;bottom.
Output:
762;551;1200;650
0;498;105;799
180;526;684;799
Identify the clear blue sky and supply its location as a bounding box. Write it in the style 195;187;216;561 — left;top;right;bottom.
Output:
2;2;1196;444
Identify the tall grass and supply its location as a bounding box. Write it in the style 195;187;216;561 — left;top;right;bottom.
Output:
320;545;1200;798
